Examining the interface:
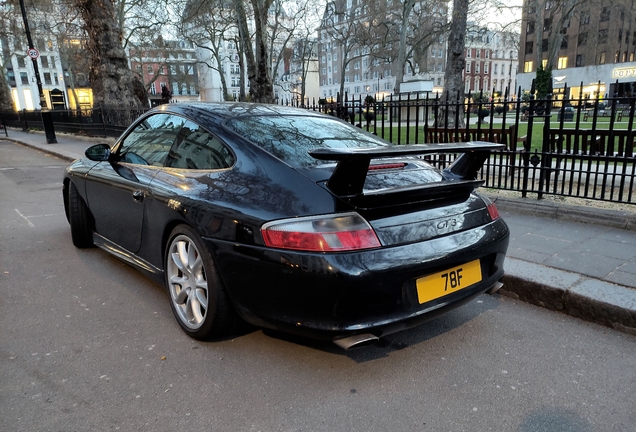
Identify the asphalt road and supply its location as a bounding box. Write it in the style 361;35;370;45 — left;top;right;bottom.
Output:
1;140;635;432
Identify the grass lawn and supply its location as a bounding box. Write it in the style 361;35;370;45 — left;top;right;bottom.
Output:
362;115;632;152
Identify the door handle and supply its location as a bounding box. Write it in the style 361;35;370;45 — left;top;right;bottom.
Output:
132;190;144;202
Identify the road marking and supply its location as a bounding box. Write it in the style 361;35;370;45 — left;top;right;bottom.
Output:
15;208;35;227
0;167;16;170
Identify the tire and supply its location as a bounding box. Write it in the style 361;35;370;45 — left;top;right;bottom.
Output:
68;181;94;248
165;225;236;340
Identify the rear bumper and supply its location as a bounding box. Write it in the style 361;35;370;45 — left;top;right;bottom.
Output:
206;218;509;341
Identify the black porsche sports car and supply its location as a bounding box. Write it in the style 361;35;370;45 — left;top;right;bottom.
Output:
63;103;509;349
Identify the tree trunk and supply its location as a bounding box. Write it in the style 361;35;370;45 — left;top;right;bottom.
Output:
0;64;14;111
439;0;468;127
75;0;144;110
394;0;416;95
235;0;274;103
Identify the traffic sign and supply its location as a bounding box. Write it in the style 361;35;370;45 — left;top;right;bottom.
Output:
27;48;39;60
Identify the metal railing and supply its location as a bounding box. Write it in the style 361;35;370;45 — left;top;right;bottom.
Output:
281;85;635;205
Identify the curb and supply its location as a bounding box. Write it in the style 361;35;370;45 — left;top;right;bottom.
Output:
500;258;636;336
486;194;636;232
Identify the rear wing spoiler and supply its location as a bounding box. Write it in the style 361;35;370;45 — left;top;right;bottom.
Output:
309;141;503;197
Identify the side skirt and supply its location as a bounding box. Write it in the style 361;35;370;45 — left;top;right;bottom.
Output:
93;232;164;278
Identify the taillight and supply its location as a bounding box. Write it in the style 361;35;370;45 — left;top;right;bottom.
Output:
487;202;500;220
261;213;381;252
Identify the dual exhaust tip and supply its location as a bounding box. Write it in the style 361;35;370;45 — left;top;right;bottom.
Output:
332;280;504;350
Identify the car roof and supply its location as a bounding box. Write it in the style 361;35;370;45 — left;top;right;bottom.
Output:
150;102;326;125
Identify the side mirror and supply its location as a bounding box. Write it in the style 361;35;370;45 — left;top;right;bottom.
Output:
85;144;111;161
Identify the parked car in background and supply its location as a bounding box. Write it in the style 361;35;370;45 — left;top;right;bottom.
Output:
63;103;509;349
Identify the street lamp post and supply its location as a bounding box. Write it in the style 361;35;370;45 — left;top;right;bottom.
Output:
19;0;56;143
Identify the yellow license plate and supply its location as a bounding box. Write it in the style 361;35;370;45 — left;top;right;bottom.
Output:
416;260;482;304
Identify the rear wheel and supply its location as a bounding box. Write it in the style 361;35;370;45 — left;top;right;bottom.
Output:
165;225;235;340
68;181;93;248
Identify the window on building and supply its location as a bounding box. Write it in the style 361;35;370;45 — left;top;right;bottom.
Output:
542;59;548;68
543;18;552;31
523;61;533;72
542;39;549;52
581;12;590;25
578;32;588;47
485;63;489;74
525;42;533;54
466;62;471;73
41;56;49;68
432;49;436;58
598;29;608;44
494;64;498;74
561;36;569;50
527;21;535;34
476;50;480;58
576;55;584;67
599;52;606;64
465;77;471;93
17;57;26;68
147;65;153;74
466;49;471;58
600;7;610;22
43;72;51;84
557;57;567;69
615;51;620;62
631;53;635;62
475;62;480;73
20;72;28;84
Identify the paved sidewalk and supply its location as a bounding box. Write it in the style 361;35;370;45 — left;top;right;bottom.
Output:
3;128;636;336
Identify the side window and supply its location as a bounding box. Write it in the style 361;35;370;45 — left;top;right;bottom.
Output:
117;114;185;166
164;120;234;170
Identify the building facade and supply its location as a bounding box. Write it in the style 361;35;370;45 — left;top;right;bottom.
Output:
517;0;636;100
464;25;519;97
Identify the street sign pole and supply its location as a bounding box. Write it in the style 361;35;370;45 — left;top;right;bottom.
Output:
19;0;57;144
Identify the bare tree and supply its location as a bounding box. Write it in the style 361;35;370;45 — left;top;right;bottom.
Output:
235;0;275;102
74;0;144;109
320;0;367;99
180;0;237;101
440;0;470;127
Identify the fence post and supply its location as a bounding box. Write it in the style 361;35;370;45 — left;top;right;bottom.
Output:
22;109;28;131
521;82;537;198
537;90;554;199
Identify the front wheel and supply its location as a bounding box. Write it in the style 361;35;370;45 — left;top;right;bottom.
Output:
68;181;93;248
165;225;235;340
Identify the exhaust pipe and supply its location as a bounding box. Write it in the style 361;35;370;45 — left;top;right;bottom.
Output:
333;333;379;350
488;281;504;294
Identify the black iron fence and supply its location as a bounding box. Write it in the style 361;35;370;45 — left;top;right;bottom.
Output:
1;86;634;205
0;107;149;138
282;86;635;205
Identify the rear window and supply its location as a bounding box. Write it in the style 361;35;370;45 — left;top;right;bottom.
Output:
225;115;390;168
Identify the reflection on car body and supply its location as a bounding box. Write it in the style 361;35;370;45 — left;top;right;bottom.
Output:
63;102;509;349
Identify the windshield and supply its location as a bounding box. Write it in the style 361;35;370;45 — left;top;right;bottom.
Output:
225;115;390;168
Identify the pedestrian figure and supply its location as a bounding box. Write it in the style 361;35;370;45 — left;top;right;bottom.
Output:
161;85;172;104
